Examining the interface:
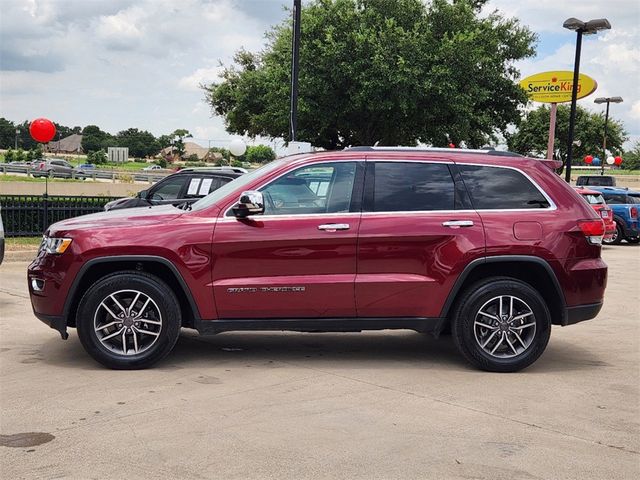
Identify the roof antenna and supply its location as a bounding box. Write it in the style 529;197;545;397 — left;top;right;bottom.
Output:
373;140;380;147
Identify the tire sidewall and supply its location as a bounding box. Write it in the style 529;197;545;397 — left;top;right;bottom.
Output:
453;279;551;372
76;273;181;369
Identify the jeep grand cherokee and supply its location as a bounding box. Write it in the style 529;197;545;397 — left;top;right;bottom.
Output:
28;147;607;372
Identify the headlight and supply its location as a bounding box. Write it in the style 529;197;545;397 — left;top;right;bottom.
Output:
43;236;73;254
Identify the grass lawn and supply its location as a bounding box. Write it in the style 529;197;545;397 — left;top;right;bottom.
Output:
4;236;42;250
0;174;85;183
572;168;640;176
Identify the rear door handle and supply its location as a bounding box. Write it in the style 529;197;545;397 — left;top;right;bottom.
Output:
318;223;350;231
442;220;474;228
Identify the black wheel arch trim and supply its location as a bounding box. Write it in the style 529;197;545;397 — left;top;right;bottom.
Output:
63;255;201;322
438;255;568;330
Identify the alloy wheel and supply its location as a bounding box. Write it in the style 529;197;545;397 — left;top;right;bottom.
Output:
473;295;536;359
93;289;163;356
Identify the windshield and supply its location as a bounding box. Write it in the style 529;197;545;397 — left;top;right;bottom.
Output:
190;159;289;212
582;193;604;205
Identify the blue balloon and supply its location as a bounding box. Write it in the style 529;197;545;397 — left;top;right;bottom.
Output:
592;157;601;166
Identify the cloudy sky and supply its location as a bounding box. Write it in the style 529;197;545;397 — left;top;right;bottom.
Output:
0;0;638;149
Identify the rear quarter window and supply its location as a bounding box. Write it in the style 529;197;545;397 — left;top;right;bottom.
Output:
458;165;550;209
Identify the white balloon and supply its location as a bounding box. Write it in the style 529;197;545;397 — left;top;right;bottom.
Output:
229;139;247;157
606;156;615;165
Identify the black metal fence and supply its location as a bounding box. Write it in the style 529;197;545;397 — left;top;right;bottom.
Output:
0;194;119;237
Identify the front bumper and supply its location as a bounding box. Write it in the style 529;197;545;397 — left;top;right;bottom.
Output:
33;311;69;339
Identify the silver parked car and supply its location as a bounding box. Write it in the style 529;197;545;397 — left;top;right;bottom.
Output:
32;159;86;178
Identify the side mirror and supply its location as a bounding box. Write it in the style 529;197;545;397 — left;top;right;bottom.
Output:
138;189;148;199
232;190;264;218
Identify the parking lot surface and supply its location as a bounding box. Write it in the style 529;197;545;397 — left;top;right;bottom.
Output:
1;245;638;479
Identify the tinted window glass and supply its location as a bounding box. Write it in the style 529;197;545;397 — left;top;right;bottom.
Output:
150;177;185;200
373;162;455;212
602;194;626;204
459;165;549;209
260;162;356;215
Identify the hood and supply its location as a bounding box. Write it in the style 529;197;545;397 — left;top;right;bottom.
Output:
48;204;184;235
104;197;137;210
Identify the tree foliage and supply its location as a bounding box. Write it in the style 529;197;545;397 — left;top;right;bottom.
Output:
506;104;627;165
621;142;640;171
245;144;276;163
115;128;161;157
81;125;114;153
204;0;536;149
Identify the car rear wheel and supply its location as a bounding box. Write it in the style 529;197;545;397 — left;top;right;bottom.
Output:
451;277;551;372
603;224;623;245
76;271;181;369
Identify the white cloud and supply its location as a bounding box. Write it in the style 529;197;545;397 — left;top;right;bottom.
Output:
178;66;224;92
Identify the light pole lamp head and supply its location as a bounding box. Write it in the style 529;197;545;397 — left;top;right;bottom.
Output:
584;18;611;33
563;18;585;31
594;96;623;104
563;17;610;34
609;96;623;103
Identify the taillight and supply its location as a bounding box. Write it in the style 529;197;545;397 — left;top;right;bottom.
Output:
578;219;605;245
631;207;638;219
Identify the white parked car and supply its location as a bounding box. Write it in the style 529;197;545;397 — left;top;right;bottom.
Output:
142;165;163;171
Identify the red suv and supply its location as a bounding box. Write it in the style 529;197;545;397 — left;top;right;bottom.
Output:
574;187;616;242
28;148;607;372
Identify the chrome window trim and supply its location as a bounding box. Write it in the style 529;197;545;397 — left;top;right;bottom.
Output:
220;158;556;220
221;159;362;218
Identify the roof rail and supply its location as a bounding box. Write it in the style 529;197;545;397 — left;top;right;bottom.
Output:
344;146;523;157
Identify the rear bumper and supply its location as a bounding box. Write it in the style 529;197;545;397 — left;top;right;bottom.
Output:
564;302;603;326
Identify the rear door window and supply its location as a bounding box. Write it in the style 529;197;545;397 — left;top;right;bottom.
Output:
458;165;550;209
371;162;455;212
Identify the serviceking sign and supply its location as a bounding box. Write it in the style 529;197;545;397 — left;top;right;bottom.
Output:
519;70;598;160
519;71;597;103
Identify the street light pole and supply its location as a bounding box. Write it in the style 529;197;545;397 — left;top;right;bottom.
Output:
15;128;19;150
562;17;611;183
594;96;623;175
289;0;301;142
564;30;582;183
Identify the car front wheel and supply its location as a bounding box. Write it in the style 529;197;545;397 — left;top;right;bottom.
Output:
76;271;181;369
451;277;551;372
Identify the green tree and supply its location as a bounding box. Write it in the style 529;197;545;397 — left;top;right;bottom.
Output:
204;0;535;149
245;145;276;163
171;129;192;158
87;149;107;165
506;104;627;166
621;142;640;171
116;128;160;157
82;125;113;153
0;118;16;149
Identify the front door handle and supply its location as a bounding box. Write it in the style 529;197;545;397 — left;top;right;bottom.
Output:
318;223;350;231
442;220;474;228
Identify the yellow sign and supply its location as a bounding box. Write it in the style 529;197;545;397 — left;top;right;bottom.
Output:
519;71;597;103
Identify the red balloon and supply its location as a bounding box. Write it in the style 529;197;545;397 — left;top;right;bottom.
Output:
29;118;56;143
584;155;593;164
448;143;455;148
614;156;623;166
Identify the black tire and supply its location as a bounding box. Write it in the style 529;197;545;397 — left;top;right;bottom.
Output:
76;271;181;369
451;277;551;373
604;223;623;245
